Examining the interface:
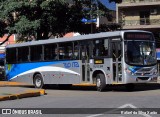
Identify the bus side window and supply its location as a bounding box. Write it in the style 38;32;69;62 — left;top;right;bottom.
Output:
30;45;43;61
17;47;29;62
64;43;73;59
93;39;108;57
54;47;59;60
59;47;65;60
27;55;30;61
6;48;17;64
44;46;50;60
59;42;73;60
44;44;57;61
67;46;73;59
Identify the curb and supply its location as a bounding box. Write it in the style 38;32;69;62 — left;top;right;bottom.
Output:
0;81;29;87
0;89;45;101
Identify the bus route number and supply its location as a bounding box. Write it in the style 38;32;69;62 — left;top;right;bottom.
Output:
93;65;103;68
63;62;79;68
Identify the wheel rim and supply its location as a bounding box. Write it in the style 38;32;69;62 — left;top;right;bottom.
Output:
96;78;101;88
35;77;42;87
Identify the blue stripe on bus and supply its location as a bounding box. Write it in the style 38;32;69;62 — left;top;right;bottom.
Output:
128;66;141;73
6;61;66;80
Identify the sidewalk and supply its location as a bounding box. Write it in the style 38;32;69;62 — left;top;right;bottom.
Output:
0;81;45;101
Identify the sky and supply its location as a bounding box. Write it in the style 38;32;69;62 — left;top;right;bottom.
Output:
99;0;116;11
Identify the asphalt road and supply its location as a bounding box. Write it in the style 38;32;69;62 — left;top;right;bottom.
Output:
0;83;160;117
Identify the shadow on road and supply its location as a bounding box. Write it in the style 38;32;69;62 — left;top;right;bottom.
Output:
19;83;160;92
105;83;160;92
41;83;160;92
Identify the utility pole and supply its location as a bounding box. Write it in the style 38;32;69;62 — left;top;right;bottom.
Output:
96;0;99;28
90;0;99;33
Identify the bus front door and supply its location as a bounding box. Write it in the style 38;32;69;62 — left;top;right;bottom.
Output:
112;41;122;83
81;44;90;82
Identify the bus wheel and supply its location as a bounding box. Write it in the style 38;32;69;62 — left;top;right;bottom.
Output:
96;73;106;92
34;74;44;89
125;83;135;91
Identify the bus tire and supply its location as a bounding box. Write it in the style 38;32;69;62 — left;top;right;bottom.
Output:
96;73;106;92
34;74;44;89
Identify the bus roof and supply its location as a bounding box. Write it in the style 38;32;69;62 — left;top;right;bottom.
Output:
6;30;152;48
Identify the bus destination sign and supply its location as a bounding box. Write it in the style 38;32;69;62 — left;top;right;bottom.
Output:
124;32;153;40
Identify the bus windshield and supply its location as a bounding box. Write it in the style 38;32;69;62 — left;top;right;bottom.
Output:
125;41;157;66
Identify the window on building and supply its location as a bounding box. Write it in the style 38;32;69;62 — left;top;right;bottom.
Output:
140;11;150;25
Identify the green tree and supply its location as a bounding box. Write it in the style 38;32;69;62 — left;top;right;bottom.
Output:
0;0;70;43
0;0;89;43
0;0;119;44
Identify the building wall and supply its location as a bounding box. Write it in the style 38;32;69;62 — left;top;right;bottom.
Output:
117;0;160;47
0;34;16;53
121;7;160;26
117;0;160;30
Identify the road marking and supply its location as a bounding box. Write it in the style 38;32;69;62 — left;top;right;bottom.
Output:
86;114;103;117
118;103;152;117
85;103;152;117
118;103;137;108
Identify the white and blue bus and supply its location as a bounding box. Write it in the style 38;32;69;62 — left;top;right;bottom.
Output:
5;30;158;91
